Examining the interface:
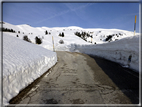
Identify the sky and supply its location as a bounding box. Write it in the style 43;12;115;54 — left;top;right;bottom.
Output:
3;2;140;32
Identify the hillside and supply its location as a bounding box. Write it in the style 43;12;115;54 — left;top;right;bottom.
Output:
1;22;138;51
1;22;139;71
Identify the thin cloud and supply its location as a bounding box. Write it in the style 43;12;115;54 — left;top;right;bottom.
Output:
35;3;93;25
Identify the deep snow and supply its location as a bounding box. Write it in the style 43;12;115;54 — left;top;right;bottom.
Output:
1;22;140;105
3;33;57;105
71;35;139;72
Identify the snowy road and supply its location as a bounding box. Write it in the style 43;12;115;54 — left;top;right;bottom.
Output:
10;51;139;105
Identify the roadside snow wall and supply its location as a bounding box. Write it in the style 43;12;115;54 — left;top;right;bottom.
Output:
70;35;140;72
3;34;57;105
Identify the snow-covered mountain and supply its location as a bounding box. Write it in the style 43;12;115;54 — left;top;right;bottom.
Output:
1;22;140;105
1;22;138;51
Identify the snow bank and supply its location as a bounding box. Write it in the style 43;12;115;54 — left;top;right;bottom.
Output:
62;35;139;72
3;33;57;105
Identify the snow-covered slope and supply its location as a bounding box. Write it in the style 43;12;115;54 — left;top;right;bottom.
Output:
3;33;57;105
2;22;139;51
70;35;139;72
2;22;140;70
1;22;140;105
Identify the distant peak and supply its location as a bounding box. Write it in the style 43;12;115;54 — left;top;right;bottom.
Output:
68;26;83;29
18;24;31;26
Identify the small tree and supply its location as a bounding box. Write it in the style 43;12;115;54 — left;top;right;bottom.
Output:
59;32;64;37
105;35;113;41
10;29;13;32
35;36;42;44
45;30;48;35
62;32;64;37
59;33;62;37
23;35;31;43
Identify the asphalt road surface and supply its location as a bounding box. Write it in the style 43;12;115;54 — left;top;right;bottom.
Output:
10;51;139;105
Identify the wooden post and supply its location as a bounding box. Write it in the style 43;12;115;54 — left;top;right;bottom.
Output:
52;36;55;52
134;15;137;36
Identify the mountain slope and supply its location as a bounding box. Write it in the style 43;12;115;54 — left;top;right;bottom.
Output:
1;22;140;72
2;22;138;51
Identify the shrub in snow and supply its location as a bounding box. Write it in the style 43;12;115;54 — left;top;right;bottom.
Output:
18;31;20;33
23;35;31;43
59;39;64;44
35;36;42;44
105;35;113;41
61;32;65;37
74;32;81;37
59;32;64;37
86;33;90;37
1;27;16;33
74;31;89;42
16;35;19;37
59;33;62;37
45;30;48;35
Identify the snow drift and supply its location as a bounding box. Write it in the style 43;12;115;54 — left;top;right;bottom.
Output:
3;33;57;105
54;35;139;72
71;35;139;72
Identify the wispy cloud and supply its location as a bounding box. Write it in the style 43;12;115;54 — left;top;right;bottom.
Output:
34;3;93;25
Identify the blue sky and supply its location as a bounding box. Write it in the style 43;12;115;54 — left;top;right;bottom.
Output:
3;2;140;32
